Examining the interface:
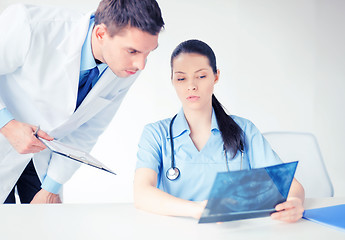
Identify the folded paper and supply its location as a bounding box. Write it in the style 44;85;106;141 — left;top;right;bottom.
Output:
303;204;345;232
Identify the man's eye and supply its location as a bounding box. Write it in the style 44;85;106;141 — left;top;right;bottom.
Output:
177;78;185;81
128;50;137;54
199;75;206;79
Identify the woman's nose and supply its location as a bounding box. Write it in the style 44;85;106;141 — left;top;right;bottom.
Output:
188;80;197;91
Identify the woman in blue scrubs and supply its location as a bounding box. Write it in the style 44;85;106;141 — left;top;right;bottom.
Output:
134;39;305;222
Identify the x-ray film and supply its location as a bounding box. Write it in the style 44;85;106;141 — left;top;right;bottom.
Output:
199;161;298;223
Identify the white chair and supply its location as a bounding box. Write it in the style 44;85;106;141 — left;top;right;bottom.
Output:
263;131;334;198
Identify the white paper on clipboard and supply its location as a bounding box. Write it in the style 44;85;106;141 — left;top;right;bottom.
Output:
39;138;116;175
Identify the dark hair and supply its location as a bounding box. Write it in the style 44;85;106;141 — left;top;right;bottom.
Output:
94;0;164;36
170;39;244;158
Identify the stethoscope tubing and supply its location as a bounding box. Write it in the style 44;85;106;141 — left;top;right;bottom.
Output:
166;114;244;181
167;114;180;180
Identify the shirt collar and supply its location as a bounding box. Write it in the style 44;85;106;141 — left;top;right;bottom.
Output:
169;108;219;139
80;15;107;73
210;108;220;132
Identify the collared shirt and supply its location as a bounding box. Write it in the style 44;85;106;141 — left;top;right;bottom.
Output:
79;14;108;86
136;108;282;201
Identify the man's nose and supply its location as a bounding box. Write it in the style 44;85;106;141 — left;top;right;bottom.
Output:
134;56;146;70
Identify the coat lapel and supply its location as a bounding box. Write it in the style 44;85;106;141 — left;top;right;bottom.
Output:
48;68;119;138
71;69;117;123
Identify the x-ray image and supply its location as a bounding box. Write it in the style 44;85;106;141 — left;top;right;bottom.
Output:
199;162;298;223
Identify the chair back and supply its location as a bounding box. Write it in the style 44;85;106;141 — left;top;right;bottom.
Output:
263;132;334;197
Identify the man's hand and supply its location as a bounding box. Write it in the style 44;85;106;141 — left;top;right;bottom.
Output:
271;197;304;222
0;119;53;154
30;189;62;204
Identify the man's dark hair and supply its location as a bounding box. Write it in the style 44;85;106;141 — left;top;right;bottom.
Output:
94;0;164;36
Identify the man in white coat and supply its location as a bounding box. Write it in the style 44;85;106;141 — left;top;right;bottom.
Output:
0;0;164;204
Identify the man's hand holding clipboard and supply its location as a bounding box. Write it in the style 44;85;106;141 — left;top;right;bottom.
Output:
34;126;116;175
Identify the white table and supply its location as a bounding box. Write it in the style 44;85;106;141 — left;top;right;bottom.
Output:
0;198;344;240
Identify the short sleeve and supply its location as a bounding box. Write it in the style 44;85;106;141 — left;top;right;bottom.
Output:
136;123;164;174
240;119;282;169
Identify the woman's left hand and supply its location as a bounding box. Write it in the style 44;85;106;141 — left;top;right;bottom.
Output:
271;197;304;223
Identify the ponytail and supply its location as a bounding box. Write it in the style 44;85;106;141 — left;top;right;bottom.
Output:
212;94;243;158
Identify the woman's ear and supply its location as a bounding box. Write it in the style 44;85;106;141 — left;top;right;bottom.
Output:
214;69;220;84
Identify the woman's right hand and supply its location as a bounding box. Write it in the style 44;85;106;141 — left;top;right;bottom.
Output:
193;200;208;219
135;168;209;219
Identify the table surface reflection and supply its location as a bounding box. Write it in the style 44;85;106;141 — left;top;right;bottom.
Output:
0;197;344;240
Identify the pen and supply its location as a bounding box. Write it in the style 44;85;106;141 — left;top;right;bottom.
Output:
33;125;40;138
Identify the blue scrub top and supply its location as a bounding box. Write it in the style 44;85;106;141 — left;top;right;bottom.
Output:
136;108;282;201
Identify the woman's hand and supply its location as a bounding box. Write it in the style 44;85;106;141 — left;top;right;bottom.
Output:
134;168;208;219
271;197;304;222
192;200;208;219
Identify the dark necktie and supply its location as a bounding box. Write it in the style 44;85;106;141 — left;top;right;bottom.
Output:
76;67;99;109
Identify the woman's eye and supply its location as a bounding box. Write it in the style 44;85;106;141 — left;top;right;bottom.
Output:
199;75;206;79
128;50;137;54
177;78;185;81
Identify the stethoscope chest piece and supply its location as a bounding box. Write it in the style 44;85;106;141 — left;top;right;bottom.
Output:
166;167;180;181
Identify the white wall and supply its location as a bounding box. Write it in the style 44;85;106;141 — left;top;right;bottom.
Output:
1;0;344;202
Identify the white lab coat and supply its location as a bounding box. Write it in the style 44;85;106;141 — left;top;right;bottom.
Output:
0;4;139;203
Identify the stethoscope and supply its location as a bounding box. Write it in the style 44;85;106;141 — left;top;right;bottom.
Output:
166;114;244;181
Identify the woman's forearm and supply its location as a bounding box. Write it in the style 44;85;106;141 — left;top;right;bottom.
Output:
288;178;305;203
134;183;205;219
133;168;206;219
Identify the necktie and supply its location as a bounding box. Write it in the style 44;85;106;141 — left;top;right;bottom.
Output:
76;67;99;109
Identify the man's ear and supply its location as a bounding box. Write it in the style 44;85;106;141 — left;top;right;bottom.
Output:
93;23;108;42
91;24;109;63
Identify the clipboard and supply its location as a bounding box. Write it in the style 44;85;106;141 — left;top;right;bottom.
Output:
199;161;298;223
38;137;116;175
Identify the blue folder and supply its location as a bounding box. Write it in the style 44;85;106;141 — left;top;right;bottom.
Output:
303;204;345;232
199;161;298;223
